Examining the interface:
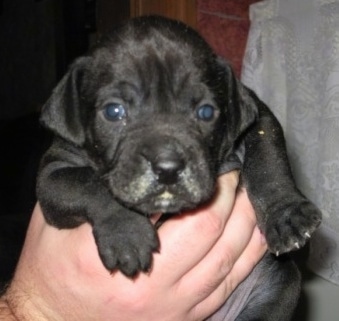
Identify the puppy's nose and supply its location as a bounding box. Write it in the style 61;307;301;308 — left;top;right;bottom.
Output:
151;153;185;185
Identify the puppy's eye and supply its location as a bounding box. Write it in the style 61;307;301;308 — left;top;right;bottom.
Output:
103;103;126;121
196;104;215;121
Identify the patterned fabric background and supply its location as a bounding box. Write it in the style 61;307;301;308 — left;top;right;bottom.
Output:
241;0;339;285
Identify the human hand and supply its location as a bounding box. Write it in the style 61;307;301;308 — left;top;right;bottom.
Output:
4;171;266;321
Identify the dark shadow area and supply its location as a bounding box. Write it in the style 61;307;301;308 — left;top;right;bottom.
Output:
0;0;95;290
0;114;50;289
0;0;133;293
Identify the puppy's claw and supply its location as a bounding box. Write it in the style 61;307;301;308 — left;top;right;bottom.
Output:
305;232;311;239
294;242;300;249
276;251;280;257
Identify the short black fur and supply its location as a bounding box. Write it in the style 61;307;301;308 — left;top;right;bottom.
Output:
37;16;321;320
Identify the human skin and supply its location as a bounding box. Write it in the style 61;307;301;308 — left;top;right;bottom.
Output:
1;171;266;321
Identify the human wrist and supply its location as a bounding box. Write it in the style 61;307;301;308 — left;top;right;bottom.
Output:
0;296;18;320
3;283;56;321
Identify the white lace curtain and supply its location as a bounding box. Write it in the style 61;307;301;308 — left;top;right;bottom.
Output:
241;0;339;285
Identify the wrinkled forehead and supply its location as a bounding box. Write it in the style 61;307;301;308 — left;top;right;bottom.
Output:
108;30;200;75
90;33;210;103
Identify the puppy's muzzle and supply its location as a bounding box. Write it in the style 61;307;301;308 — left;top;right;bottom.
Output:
108;132;212;214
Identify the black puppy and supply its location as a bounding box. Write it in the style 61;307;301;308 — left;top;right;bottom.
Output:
37;16;321;320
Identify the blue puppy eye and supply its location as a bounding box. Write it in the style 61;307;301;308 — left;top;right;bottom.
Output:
103;103;126;121
196;104;215;121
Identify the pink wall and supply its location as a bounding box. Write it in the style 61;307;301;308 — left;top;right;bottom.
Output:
197;0;259;77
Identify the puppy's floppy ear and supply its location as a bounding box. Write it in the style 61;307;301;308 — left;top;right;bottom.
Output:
218;57;259;142
40;57;92;147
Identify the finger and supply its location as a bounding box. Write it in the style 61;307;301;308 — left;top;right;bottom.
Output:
191;226;267;320
177;188;258;301
151;171;240;282
225;227;267;291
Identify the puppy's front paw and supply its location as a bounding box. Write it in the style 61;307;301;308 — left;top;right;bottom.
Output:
265;200;321;256
93;215;159;277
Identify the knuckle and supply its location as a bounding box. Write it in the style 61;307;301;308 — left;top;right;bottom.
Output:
215;250;234;276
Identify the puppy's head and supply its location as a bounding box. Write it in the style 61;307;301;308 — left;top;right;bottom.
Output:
41;16;258;214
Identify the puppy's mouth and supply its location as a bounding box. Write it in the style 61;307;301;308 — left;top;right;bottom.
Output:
123;187;198;215
153;190;197;213
152;190;176;208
